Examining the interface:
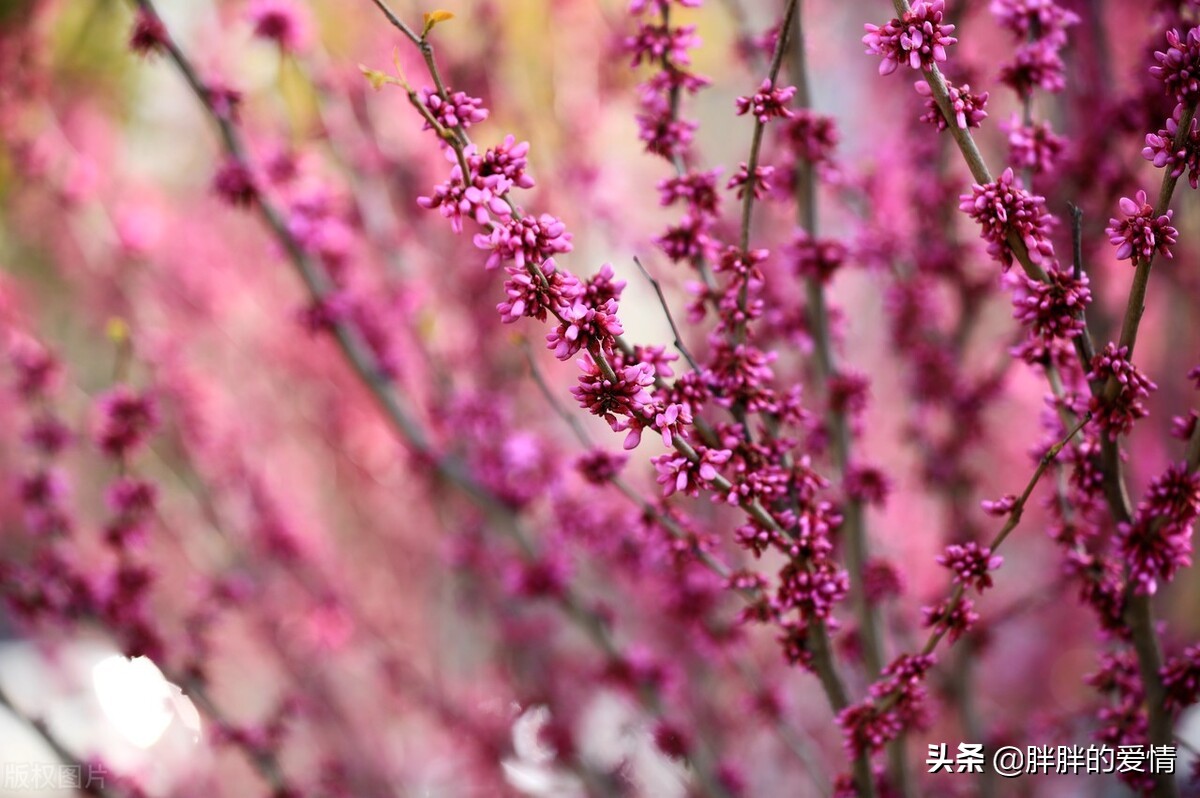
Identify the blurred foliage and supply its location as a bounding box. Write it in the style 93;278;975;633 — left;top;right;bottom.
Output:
49;0;135;93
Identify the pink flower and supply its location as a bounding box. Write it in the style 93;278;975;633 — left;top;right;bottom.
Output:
637;113;697;160
544;298;624;361
9;340;59;399
129;9;167;55
999;39;1066;96
654;214;713;263
863;1;957;76
844;464;892;506
653;446;732;497
474;136;535;190
863;559;906;603
1143;103;1200;188
574;450;628;484
838;655;935;755
936;542;1002;592
990;0;1079;41
1118;464;1200;595
17;468;71;537
735;80;797;124
105;477;158;520
784;110;839;166
418;163;512;234
726;163;774;200
1086;343;1157;439
658;170;722;216
1003;117;1066;174
203;81;243;122
1151;27;1200;103
648;401;693;447
789;230;847;283
1010;266;1091;340
474;214;572;270
212;159;258;207
571;354;655;434
496;261;578;324
23;417;72;455
959;167;1055;270
981;494;1017;516
916;79;988;130
625;22;699;67
247;0;311;52
1162;644;1200;713
922;596;979;642
1106;190;1178;262
778;560;849;621
418;87;489;131
93;387;159;459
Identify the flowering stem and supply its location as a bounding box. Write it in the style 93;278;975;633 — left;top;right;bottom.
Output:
1110;102;1197;368
880;7;1180;792
158;428;573;792
734;0;798;345
370;0;809;564
794;2;916;786
737;0;797;254
179;675;293;792
1126;593;1176;796
523;346;852;796
878;410;1092;712
790;0;885;681
791;2;898;790
1068;204;1098;371
1096;104;1198;798
887;0;1050;284
135;4;737;792
658;5;721;298
634;256;700;372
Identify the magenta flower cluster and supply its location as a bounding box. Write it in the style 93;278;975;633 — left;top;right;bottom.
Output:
1087;343;1158;440
915;79;987;131
1010;266;1091;341
1118;464;1200;595
5;2;1200;797
1151;27;1200;103
735;79;797;124
936;541;1003;592
862;1;957;76
1106;189;1179;262
1144;102;1200;189
959;167;1055;270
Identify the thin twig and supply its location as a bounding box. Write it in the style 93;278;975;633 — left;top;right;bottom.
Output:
734;0;799;346
523;342;596;447
786;2;889;793
633;256;700;372
883;4;1180;792
876;410;1092;713
368;0;420;44
127;4;732;793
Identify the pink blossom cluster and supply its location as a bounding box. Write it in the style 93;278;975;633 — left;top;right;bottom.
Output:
0;2;1197;798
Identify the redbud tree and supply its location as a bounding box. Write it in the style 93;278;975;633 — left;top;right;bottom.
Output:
1;0;1199;796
